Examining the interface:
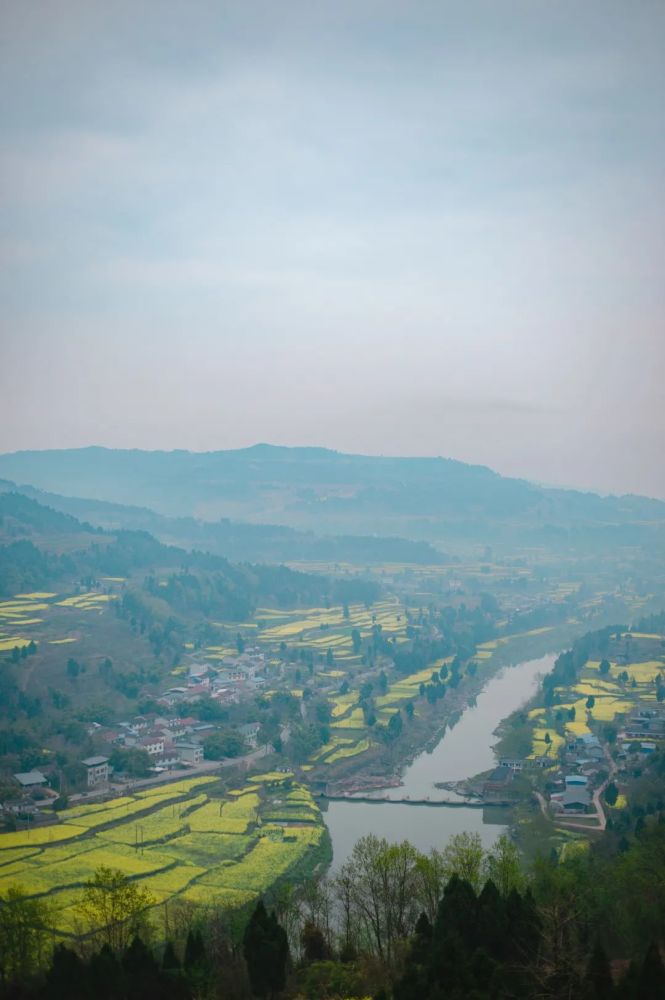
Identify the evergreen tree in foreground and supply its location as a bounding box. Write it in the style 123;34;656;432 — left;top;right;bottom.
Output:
583;942;614;999
394;876;541;1000
243;899;290;999
634;942;665;999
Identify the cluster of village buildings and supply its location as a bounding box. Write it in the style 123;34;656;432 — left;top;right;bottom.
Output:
10;650;269;804
7;637;664;822
158;648;267;709
489;706;665;815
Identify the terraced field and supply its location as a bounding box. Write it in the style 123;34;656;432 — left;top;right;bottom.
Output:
209;599;409;668
0;773;328;937
0;589;120;652
274;602;550;768
526;648;665;754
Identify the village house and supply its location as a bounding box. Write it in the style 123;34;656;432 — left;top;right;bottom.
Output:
221;651;267;683
158;687;189;708
163;718;188;739
567;733;604;761
562;786;591;813
578;762;602;778
13;770;48;792
529;755;556;768
623;710;665;739
565;774;588;788
97;727;124;746
182;683;210;702
129;716;152;734
138;735;165;758
211;686;240;706
239;722;261;748
498;757;524;772
175;742;204;764
192;723;215;737
186;675;211;691
156;740;180;768
188;662;209;680
81;756;109;787
214;666;245;685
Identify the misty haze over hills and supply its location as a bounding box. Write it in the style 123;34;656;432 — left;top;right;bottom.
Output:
2;4;665;995
0;444;664;554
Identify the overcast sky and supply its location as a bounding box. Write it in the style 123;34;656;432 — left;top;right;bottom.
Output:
1;1;664;497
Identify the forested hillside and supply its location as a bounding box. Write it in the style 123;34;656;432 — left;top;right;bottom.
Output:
0;479;445;565
0;492;379;610
2;445;664;550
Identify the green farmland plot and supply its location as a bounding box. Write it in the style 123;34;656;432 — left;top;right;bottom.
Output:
0;773;328;936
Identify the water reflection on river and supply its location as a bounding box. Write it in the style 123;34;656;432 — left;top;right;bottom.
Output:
324;654;555;871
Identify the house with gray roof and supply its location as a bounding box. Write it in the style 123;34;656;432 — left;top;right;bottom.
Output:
13;770;48;789
563;786;591;813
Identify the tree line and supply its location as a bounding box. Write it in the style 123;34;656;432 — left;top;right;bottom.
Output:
2;812;664;998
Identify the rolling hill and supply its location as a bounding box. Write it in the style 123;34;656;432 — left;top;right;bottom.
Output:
1;445;664;552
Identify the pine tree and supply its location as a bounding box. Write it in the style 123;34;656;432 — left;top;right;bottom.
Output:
584;942;614;999
604;782;619;807
433;875;477;952
476;879;505;960
183;928;206;971
636;942;665;999
410;912;432;966
88;944;125;1000
162;941;180;972
243;900;290;999
122;935;160;1000
44;945;86;1000
160;939;187;1000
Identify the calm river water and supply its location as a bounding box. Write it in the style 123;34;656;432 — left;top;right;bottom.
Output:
324;653;555;870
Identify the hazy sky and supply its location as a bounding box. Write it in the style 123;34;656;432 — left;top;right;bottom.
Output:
1;1;664;497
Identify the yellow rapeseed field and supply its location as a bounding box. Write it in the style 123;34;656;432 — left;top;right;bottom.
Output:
0;775;325;934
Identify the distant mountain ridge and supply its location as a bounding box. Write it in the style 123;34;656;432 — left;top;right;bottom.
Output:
0;445;663;551
0;478;445;565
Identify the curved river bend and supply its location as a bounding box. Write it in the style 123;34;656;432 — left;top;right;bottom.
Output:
324;654;555;870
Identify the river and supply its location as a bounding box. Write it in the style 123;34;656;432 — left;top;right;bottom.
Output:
323;653;555;870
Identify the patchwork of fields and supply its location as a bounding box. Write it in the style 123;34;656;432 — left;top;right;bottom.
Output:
526;646;665;755
0;589;119;651
208;599;410;663
0;773;328;937
207;599;578;771
5;582;654;925
205;599;419;768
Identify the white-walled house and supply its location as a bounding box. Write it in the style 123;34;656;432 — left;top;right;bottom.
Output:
82;756;110;787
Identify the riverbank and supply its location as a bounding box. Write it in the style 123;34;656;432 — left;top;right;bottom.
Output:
321;652;562;869
314;621;583;798
491;624;665;861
